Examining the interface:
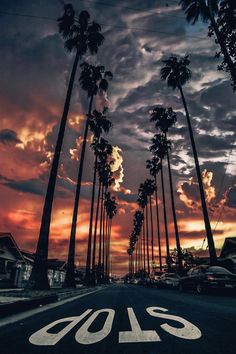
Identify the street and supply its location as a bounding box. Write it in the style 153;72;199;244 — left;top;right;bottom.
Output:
0;284;236;354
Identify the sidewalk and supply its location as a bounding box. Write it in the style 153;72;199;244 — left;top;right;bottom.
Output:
0;285;102;317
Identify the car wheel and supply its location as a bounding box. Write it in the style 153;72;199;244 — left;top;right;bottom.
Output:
179;283;184;292
196;283;204;295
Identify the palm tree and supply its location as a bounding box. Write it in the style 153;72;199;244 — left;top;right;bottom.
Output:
143;179;156;264
161;55;217;265
28;5;104;289
104;193;117;277
146;156;162;271
64;64;111;288
150;106;183;272
150;134;171;271
179;0;236;87
138;182;151;274
85;110;112;285
97;160;114;282
137;185;148;272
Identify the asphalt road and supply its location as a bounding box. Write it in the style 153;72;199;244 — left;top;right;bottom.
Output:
0;284;236;354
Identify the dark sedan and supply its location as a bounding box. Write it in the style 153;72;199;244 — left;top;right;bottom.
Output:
179;265;236;294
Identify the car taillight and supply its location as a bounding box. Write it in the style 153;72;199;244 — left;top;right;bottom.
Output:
207;274;215;281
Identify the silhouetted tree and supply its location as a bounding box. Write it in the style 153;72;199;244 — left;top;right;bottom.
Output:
161;55;217;265
146;156;162;271
64;64;112;288
150;133;171;271
28;5;104;290
179;0;236;89
150;106;183;272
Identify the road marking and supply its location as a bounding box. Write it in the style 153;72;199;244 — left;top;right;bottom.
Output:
29;306;202;346
119;307;161;343
146;307;202;340
75;309;115;344
29;310;92;346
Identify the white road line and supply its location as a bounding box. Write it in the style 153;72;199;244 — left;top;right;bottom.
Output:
0;287;104;329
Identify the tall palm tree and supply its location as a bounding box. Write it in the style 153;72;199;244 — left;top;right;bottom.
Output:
104;193;117;277
97;160;114;282
28;5;104;289
146;156;162;271
85;111;112;285
150;134;171;271
161;55;217;265
138;182;151;274
64;64;111;288
137;185;148;272
179;0;236;87
150;106;183;272
143;179;156;264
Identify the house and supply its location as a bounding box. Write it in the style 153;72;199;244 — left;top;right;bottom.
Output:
0;233;66;288
0;233;26;288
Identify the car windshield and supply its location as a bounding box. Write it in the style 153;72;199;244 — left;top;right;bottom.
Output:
207;266;232;274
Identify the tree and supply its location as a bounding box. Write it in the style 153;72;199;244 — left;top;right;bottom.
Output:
179;0;236;89
97;159;114;282
161;55;217;265
146;156;162;271
85;110;112;285
150;106;183;272
104;193;117;278
150;133;172;271
64;64;112;288
143;179;156;263
28;5;104;290
137;183;150;273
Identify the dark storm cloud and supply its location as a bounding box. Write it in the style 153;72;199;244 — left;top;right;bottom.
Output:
0;129;22;145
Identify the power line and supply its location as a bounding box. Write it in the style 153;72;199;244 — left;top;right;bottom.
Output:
0;10;206;40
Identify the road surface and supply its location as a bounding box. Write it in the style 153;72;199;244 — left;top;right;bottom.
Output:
0;284;236;354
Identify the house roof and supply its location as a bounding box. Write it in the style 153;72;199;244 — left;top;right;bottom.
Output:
0;233;66;271
220;237;236;258
0;232;25;262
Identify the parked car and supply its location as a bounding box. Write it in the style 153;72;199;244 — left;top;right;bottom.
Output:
157;273;180;288
179;265;236;294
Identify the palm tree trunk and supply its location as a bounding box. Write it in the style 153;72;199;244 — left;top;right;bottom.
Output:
154;174;162;271
92;181;101;272
160;159;171;271
178;84;217;265
107;218;112;277
149;196;154;262
146;206;150;274
207;0;236;87
85;154;98;284
165;133;183;272
98;184;104;281
143;215;146;272
105;215;109;277
102;200;106;279
28;51;80;290
64;94;94;288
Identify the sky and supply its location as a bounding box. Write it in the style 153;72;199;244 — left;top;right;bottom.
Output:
0;0;235;276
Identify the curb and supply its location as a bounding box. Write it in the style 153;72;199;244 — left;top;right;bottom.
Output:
0;287;102;317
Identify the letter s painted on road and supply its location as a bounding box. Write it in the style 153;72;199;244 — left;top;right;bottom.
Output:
146;307;202;340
